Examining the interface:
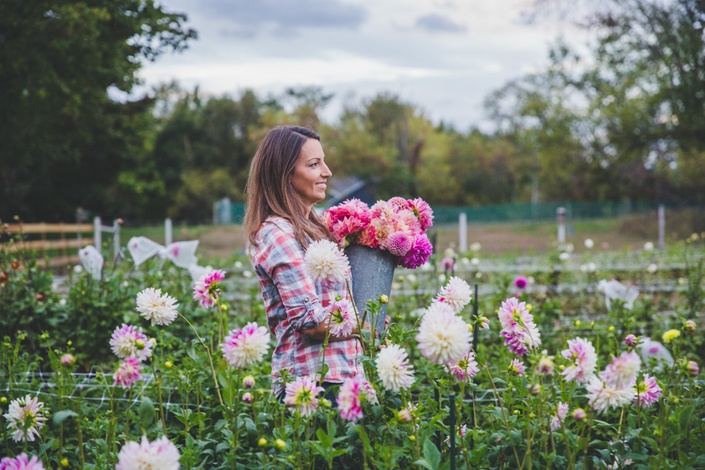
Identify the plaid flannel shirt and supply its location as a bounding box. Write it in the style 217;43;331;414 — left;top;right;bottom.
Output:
250;216;364;397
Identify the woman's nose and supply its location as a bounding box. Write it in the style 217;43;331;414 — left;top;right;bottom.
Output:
322;162;332;178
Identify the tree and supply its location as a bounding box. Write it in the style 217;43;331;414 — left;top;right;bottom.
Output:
522;0;705;202
0;0;196;221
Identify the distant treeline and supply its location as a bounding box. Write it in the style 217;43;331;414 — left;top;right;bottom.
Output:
2;0;704;224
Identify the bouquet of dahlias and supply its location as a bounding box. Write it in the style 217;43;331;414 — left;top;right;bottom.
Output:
323;197;434;269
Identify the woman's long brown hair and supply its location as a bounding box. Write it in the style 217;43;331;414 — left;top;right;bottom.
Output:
244;125;332;249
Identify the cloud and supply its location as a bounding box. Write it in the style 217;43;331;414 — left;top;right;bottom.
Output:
414;13;467;33
197;0;367;37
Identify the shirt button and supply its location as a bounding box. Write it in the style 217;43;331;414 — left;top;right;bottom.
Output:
303;296;309;302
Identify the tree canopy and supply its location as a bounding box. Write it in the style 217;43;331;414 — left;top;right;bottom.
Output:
2;0;703;224
0;0;195;220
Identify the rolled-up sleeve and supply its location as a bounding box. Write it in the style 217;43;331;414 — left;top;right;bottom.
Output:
255;222;328;332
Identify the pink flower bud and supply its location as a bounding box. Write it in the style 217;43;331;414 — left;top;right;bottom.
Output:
61;354;76;367
625;334;638;347
687;360;699;376
397;409;412;423
242;392;253;403
572;408;586;421
242;375;256;389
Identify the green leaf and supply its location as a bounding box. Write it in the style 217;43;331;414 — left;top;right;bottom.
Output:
53;409;78;425
679;404;695;430
216;442;230;453
139;396;155;429
423;439;441;470
413;459;435;470
316;428;333;447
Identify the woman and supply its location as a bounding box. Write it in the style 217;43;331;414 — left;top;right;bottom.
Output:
244;125;364;400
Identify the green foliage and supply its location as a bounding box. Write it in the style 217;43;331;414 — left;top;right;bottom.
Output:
1;241;705;468
0;0;195;221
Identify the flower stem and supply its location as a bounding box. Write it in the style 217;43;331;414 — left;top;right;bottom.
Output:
179;312;224;407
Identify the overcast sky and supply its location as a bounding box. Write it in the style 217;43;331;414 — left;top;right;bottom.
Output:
138;0;578;131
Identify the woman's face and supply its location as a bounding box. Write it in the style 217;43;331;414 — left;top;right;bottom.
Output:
290;138;332;211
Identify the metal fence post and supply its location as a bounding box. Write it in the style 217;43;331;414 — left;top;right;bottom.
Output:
459;212;467;252
165;218;173;245
658;204;665;251
557;207;567;244
112;219;120;260
93;216;101;249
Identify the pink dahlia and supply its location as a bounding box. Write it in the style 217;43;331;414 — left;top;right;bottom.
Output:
110;324;153;362
356;225;379;248
600;351;641;388
384;232;412;256
327;298;357;337
408;197;434;231
283;376;325;417
514;276;528;290
446;351;479;382
116;435;181;470
3;395;47;443
113;358;142;388
550;402;569;430
561;337;598;384
436;276;472;313
387;197;410;212
324;198;372;245
497;297;541;356
220;322;271;368
0;453;45;470
337;377;378;422
398;234;433;269
509;358;526;376
633;374;661;408
193;269;226;308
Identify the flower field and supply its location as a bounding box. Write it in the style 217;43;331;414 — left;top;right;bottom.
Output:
1;230;705;469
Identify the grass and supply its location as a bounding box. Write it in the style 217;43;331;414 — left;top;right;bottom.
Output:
101;209;704;266
114;216;661;264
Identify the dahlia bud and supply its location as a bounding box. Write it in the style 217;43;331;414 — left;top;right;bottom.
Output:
380;294;389;304
258;438;268;447
687;360;699;376
275;439;287;450
60;354;76;367
242;375;255;389
572;408;586;421
397;409;412;423
242;392;253;403
684;320;696;331
624;334;637;347
537;356;554;375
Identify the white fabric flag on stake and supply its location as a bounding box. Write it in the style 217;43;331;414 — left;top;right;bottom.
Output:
78;245;103;280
